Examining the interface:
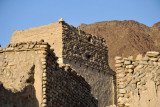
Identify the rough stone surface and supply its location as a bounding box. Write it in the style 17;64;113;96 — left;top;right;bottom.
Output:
0;41;97;107
115;53;160;107
10;19;115;107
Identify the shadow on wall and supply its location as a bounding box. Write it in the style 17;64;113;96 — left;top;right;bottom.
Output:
103;67;117;107
0;84;39;107
112;69;117;106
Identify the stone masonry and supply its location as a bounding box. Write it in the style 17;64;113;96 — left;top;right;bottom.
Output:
0;41;97;107
115;51;160;107
1;18;160;107
10;19;116;107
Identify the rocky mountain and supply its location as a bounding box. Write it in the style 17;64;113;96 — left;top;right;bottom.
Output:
78;20;160;70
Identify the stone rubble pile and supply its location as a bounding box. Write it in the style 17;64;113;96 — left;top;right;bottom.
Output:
115;51;160;107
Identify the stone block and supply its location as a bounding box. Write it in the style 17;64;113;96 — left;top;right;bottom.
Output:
126;65;134;69
42;99;47;103
124;60;131;65
128;69;133;73
42;104;47;107
116;60;124;64
118;94;124;98
118;84;126;89
116;69;124;73
119;89;127;94
136;65;144;69
150;58;158;62
146;51;159;57
118;97;129;103
115;56;122;60
40;45;48;49
115;63;123;67
41;58;47;62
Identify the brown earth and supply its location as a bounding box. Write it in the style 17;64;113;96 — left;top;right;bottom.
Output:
78;20;160;70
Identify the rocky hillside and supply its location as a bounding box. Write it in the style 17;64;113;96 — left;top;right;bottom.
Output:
78;20;160;70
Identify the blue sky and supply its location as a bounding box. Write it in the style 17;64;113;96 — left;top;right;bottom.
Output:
0;0;160;47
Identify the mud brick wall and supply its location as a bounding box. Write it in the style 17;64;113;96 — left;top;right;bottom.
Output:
10;22;63;58
41;48;98;107
0;41;50;107
115;51;160;107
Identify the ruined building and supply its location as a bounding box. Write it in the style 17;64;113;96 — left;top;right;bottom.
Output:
0;42;97;107
1;19;160;107
0;19;115;107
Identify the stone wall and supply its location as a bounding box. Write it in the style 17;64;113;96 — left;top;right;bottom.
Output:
62;21;110;73
115;51;160;107
10;19;111;73
40;43;97;107
0;41;97;107
61;21;116;106
9;19;116;106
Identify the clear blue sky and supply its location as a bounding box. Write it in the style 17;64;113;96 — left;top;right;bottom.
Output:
0;0;160;47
